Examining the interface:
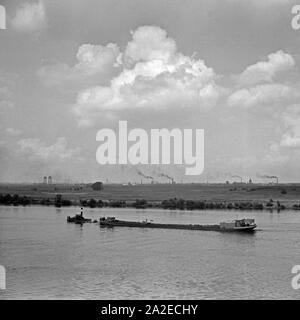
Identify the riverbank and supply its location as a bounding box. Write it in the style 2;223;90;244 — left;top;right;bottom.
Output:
1;183;300;211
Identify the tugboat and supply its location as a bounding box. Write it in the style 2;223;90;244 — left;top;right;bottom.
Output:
99;217;257;232
67;208;92;224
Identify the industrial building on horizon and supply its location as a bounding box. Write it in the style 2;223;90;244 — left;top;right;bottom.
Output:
42;176;53;185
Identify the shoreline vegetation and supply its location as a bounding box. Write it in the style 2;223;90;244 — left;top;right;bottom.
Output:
1;194;299;211
1;183;300;211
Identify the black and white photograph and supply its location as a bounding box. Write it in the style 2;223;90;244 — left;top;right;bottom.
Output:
1;0;300;305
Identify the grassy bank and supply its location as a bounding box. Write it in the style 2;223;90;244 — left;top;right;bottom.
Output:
1;183;300;211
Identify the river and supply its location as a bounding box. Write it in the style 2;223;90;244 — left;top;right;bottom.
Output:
0;206;299;299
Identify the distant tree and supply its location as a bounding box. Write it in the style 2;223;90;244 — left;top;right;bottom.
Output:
55;194;62;207
97;200;104;208
266;201;274;207
80;200;88;207
108;200;126;208
133;199;148;209
61;199;72;206
12;194;19;206
41;198;51;206
91;182;103;191
3;194;12;204
88;198;97;208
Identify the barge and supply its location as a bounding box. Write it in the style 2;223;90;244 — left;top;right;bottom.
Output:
99;217;257;232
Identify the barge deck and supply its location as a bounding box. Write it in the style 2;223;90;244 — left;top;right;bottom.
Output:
99;217;257;232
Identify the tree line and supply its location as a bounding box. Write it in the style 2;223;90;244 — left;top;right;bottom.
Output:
0;193;292;211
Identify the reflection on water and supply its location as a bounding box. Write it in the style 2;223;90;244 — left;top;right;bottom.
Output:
0;206;300;299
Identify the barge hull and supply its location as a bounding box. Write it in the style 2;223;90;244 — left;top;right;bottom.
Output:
99;220;256;232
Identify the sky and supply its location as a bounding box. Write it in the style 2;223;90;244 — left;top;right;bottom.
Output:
0;0;300;183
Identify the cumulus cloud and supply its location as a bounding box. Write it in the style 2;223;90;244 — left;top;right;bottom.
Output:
236;51;295;86
73;26;221;126
38;43;121;86
280;105;300;148
11;0;46;32
17;137;81;161
227;83;297;108
228;50;298;109
123;26;177;66
281;134;300;148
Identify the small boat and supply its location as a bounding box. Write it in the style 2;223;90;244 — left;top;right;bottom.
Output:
99;217;257;232
67;208;92;224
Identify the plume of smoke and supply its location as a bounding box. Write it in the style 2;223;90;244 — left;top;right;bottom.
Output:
157;173;173;181
257;174;278;179
136;169;153;180
256;173;278;183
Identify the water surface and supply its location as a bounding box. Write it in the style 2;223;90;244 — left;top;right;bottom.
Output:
0;206;300;299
